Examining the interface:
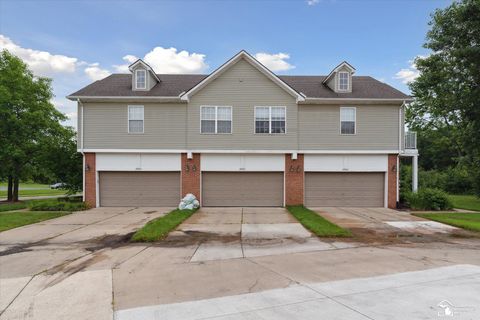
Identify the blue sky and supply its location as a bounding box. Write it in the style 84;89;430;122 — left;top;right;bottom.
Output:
0;0;451;127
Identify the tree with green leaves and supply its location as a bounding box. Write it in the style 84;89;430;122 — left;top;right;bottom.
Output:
0;50;81;201
407;0;480;195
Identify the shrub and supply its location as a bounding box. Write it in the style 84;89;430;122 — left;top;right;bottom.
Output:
444;166;474;194
405;188;452;211
29;200;89;211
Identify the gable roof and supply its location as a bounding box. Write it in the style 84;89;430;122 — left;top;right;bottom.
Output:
68;74;410;101
128;59;161;82
322;61;356;84
179;50;305;102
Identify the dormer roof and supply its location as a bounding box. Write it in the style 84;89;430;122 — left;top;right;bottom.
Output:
128;59;161;82
322;61;356;84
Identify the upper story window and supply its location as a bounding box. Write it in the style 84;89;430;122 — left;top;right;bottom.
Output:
340;107;356;135
201;106;232;134
135;69;146;89
338;72;349;91
128;105;144;133
255;106;286;134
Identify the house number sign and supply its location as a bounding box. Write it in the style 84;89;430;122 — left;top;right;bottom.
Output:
185;164;197;172
289;165;301;173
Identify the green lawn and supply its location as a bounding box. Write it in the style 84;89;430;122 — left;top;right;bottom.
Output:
414;212;480;233
0;182;69;198
287;205;351;237
131;208;198;242
449;195;480;211
0;211;70;232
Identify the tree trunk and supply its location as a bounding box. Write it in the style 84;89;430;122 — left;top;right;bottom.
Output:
7;176;13;202
13;177;19;202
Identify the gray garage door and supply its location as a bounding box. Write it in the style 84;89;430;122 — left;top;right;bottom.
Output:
202;172;284;207
99;171;180;207
305;172;384;207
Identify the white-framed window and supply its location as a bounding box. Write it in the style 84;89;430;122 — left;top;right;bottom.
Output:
135;69;146;89
200;106;232;134
255;106;286;134
340;107;356;135
338;71;349;91
128;105;144;133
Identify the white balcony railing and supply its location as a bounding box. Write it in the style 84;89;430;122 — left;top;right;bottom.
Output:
405;131;417;149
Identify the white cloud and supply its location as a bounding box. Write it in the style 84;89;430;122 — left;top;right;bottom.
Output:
114;47;208;74
0;34;78;76
254;52;295;72
394;55;428;84
84;63;111;81
307;0;320;5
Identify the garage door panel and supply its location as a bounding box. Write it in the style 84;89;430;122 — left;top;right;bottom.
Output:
99;172;180;207
305;172;384;207
203;172;283;207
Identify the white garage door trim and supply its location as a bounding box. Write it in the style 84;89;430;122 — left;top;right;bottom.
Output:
304;154;388;172
96;153;181;171
201;154;284;171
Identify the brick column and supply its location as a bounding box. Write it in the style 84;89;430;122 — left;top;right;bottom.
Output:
181;153;201;203
84;153;96;208
387;154;398;209
285;154;304;206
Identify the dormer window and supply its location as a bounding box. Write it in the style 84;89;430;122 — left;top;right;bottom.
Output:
338;72;349;91
135;69;146;89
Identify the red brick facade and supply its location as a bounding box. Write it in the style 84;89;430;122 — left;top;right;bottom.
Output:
181;153;201;203
387;154;398;209
84;153;96;208
285;154;304;206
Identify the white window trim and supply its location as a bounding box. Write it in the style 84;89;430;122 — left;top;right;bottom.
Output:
128;105;144;134
337;71;349;92
254;106;287;135
135;69;147;90
200;106;233;134
340;106;356;135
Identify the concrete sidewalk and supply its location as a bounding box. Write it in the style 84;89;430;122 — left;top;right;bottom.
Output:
115;264;480;320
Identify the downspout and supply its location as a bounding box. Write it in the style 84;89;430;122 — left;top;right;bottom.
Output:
78;98;85;201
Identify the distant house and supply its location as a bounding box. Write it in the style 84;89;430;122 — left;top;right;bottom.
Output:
68;51;418;208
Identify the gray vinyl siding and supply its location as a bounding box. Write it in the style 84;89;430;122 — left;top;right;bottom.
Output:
187;58;298;150
82;102;186;149
299;104;400;150
131;65;156;91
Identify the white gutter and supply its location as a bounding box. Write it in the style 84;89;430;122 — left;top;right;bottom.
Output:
67;95;183;101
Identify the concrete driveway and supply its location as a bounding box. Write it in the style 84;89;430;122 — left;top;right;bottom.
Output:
313;207;460;238
168;207;354;261
1;206;480;319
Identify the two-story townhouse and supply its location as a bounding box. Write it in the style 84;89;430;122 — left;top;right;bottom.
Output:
68;50;418;209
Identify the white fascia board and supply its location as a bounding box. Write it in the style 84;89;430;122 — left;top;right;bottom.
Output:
79;149;400;154
180;50;304;102
66;96;182;102
301;98;413;104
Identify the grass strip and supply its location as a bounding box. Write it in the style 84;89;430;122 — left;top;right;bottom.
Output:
0;211;70;232
413;212;480;233
131;208;198;242
287;205;351;237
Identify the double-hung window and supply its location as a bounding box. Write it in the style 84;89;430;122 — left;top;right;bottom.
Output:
255;106;286;134
338;72;349;91
135;69;146;89
128;105;144;133
201;106;232;134
340;107;356;135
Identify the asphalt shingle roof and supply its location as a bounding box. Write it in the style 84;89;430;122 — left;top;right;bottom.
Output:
69;74;410;99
